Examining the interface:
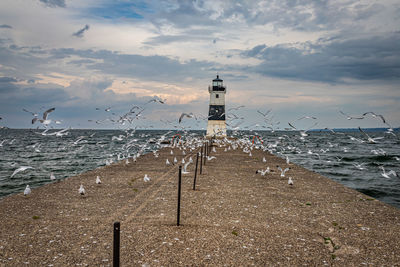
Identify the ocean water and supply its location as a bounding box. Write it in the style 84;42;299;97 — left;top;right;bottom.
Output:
0;129;399;209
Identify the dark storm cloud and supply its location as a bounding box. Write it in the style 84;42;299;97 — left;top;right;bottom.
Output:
72;25;90;38
39;0;66;8
0;24;12;29
242;33;400;82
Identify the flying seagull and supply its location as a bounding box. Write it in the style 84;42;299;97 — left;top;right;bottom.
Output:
277;166;290;177
11;166;33;178
358;127;384;144
32;107;55;126
178;112;195;123
339;111;364;120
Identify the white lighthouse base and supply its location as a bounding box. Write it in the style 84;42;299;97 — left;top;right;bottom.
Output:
206;120;227;138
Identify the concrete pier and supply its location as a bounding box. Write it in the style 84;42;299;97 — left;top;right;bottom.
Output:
0;143;400;266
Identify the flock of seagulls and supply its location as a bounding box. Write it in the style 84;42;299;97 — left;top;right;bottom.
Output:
0;99;399;201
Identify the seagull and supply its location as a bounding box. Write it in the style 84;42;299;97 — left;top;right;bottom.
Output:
362;112;387;124
286;156;290;164
50;172;56;181
178;112;195;123
277;166;290;177
189;157;193;163
228;105;245;111
96;176;101;184
32;107;55;126
339;111;364;120
181;158;185;164
24;185;31;196
288;177;294;186
23;108;39;118
79;184;85;195
358;127;384;144
166;159;171;165
11;166;33;178
256;167;270;176
353;163;367;170
173;157;178;164
297;116;317;121
182;161;191;174
143;174;150;182
262;157;267;163
257;109;272;117
379;166;398;179
170;150;174;155
146;97;166;104
207;156;216;161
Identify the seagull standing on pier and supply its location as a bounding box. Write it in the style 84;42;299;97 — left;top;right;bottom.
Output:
96;176;101;184
79;185;85;195
288;177;294;186
144;174;150;182
24;185;31;196
182;161;191;174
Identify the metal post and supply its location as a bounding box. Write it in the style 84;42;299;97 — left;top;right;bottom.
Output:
200;147;203;174
113;222;120;267
193;152;199;190
177;165;182;226
203;143;207;166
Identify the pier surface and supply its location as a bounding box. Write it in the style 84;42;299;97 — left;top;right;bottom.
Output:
1;144;400;266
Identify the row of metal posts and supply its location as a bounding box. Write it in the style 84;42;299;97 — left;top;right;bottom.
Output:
113;140;212;266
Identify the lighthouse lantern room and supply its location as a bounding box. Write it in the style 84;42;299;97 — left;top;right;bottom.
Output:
206;75;227;137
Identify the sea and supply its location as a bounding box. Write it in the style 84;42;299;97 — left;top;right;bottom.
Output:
0;128;399;209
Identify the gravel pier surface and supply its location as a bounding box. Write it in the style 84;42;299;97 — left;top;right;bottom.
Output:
1;143;400;266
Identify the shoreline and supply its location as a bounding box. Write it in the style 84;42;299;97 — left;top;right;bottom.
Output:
1;142;399;265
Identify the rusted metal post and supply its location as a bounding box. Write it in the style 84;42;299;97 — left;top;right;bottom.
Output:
113;222;120;267
203;143;207;166
193;152;199;190
200;147;203;174
177;165;182;226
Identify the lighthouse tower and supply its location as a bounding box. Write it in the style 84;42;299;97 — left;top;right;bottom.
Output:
206;75;227;137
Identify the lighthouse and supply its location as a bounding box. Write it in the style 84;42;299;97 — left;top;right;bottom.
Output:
206;75;227;137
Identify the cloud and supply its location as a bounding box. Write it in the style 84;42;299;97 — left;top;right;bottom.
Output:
39;0;66;8
72;24;90;38
0;24;12;29
242;32;400;82
0;76;18;83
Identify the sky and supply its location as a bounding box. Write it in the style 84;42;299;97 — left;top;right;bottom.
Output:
0;0;399;130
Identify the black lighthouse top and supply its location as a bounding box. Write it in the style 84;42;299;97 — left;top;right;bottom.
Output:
212;75;225;91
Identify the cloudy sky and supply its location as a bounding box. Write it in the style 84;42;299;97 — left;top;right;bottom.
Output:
0;0;399;130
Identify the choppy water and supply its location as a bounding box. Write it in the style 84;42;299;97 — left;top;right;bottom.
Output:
0;129;399;209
